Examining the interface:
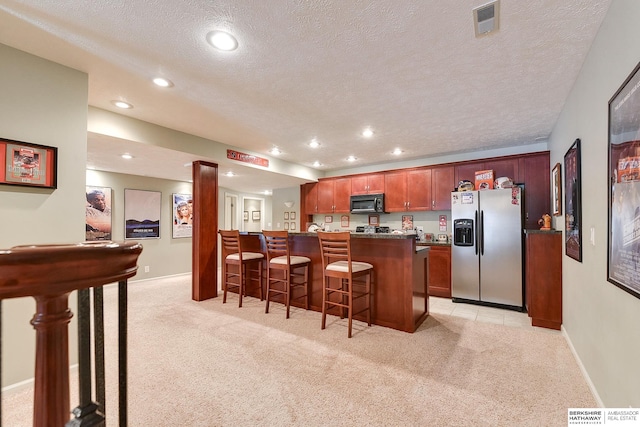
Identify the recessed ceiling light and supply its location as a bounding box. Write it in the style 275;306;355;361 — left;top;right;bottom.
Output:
392;148;403;155
270;147;281;155
225;171;235;177
347;155;357;162
362;128;374;138
313;161;322;167
121;153;133;159
206;30;238;51
263;190;272;195
112;100;133;109
309;139;320;148
153;77;173;88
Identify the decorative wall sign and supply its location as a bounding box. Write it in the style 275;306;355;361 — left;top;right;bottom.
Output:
552;163;562;216
172;193;193;239
368;214;379;226
608;61;640;299
402;215;414;230
244;211;249;221
1;138;57;189
564;138;582;262
85;186;112;241
252;210;261;221
341;215;349;228
226;149;269;167
124;189;161;239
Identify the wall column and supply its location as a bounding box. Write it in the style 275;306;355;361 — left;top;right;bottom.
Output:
192;161;218;301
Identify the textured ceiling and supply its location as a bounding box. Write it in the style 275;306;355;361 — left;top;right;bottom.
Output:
0;1;612;193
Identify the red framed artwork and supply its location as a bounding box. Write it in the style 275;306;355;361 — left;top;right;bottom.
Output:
1;138;57;189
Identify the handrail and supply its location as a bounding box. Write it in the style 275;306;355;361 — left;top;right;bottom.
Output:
0;241;143;427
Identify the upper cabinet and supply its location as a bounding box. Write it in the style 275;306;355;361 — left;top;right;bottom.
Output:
304;182;319;214
454;158;519;186
385;168;432;212
431;166;455;210
351;173;385;195
519;153;550;229
316;177;351;213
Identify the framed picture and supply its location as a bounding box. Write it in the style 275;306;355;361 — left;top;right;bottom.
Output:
564;138;582;262
290;211;296;220
368;214;379;226
284;222;289;230
85;186;112;241
252;210;261;221
124;189;161;239
402;215;414;230
172;193;193;239
324;215;333;223
1;138;57;189
290;222;296;230
284;211;289;220
552;163;562;216
341;215;350;228
243;211;249;221
607;61;640;299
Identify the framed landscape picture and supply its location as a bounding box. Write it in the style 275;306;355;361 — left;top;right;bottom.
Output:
124;189;161;239
1;138;57;189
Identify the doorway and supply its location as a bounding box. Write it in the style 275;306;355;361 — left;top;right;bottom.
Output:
224;193;239;230
242;196;265;232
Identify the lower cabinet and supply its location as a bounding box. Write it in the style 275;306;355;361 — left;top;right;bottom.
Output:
427;245;451;298
525;230;562;330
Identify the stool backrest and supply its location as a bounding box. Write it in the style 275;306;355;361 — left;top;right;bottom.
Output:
219;229;242;259
262;230;290;263
317;231;353;271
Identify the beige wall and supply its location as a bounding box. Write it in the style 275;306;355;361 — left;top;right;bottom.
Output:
0;43;88;386
549;0;640;407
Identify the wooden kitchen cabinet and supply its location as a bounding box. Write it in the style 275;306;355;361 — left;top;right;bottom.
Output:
351;173;385;195
304;182;318;214
384;168;432;212
519;152;550;229
525;231;562;330
316;177;351;213
431;166;454;210
454;158;519;186
427;245;451;298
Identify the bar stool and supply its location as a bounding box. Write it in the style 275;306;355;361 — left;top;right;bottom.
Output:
219;229;264;307
317;231;373;338
262;230;311;318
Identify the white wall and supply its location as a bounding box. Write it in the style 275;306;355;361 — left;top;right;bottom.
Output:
549;0;640;406
0;43;88;387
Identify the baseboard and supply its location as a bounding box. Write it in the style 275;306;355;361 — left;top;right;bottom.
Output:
562;325;604;407
128;271;192;284
2;364;78;395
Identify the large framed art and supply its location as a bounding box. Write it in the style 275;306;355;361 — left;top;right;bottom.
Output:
124;189;161;239
1;138;57;189
172;193;193;239
564;138;582;262
608;61;640;299
85;186;113;241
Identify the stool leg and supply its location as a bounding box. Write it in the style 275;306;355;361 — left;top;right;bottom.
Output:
366;272;372;327
348;277;353;338
265;263;271;313
321;275;328;330
259;260;264;301
238;263;244;308
285;267;291;319
303;263;310;310
222;262;228;304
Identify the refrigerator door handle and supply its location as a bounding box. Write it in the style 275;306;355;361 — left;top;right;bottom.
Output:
480;210;485;255
474;210;479;255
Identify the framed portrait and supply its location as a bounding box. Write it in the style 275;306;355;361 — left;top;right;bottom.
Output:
1;138;57;189
252;210;261;221
172;193;193;239
86;186;112;241
324;215;333;223
564;138;582;262
284;222;289;230
402;215;414;230
290;211;296;220
124;189;161;239
341;215;350;228
243;211;249;221
368;214;379;226
607;61;640;299
552;163;562;216
284;211;289;220
290;222;296;230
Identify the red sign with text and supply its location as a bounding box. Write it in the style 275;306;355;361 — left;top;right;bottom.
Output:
227;149;269;168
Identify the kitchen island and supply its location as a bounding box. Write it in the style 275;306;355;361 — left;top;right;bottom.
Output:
231;232;430;333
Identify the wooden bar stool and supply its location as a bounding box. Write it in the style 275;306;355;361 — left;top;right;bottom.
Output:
219;230;264;307
262;230;311;318
317;231;373;338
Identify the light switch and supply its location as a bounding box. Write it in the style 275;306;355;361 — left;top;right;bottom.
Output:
590;227;595;246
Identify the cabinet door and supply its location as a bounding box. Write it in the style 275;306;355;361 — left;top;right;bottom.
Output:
316;179;335;213
485;157;519;182
521;153;550;229
431;166;454;210
351;175;369;195
304;183;318;213
333;177;351;213
384;171;407;212
406;168;432;211
454;161;484;187
428;246;451;298
367;173;385;194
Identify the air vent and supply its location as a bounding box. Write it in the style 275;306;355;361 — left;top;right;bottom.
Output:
473;0;500;37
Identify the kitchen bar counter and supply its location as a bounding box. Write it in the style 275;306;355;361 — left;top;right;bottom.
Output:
231;232;430;333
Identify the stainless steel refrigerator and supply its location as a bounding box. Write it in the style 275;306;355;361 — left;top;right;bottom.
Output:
450;188;524;310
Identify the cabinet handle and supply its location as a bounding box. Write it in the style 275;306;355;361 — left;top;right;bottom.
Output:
432;200;435;209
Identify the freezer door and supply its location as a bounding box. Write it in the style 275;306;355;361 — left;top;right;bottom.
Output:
451;191;480;301
479;188;523;307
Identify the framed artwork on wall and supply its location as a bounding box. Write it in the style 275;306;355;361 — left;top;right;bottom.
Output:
284;211;289;220
252;210;261;221
124;189;161;239
552;163;562;216
85;186;112;241
564;138;582;262
1;138;57;189
244;211;249;221
284;222;289;230
290;211;296;220
172;193;193;239
607;61;640;299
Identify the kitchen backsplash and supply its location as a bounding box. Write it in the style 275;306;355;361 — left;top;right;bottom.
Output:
311;211;451;234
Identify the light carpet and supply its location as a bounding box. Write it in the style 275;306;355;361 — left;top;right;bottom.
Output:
3;275;595;426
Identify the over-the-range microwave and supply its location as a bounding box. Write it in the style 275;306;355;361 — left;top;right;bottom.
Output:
350;193;386;214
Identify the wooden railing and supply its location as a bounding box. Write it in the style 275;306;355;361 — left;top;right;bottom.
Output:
0;241;142;427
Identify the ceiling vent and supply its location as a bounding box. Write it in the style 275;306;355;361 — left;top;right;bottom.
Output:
473;0;500;37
